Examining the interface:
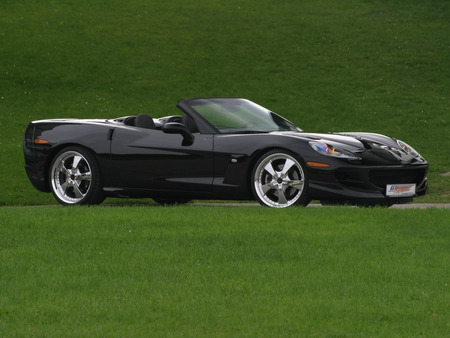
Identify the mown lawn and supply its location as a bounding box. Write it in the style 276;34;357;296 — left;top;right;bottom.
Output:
1;205;449;336
1;1;449;335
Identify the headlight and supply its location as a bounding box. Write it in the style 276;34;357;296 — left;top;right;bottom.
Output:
397;140;421;157
309;141;360;160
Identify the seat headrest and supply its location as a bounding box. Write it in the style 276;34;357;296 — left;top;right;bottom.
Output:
135;114;155;129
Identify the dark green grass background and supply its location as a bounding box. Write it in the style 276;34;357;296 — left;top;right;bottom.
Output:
1;2;450;336
0;0;449;205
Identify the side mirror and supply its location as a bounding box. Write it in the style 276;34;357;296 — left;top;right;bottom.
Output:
162;122;195;146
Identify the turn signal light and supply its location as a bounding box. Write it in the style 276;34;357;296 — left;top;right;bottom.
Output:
35;139;49;144
307;161;330;168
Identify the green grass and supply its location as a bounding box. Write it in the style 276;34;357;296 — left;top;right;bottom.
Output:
1;206;449;336
0;0;449;206
1;3;449;335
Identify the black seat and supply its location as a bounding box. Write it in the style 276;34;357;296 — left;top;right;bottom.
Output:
135;114;156;129
182;115;199;133
123;116;136;126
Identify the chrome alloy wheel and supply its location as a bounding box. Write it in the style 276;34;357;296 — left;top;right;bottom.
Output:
253;152;307;208
50;150;92;204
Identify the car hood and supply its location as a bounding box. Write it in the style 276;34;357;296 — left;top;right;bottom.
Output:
277;131;426;165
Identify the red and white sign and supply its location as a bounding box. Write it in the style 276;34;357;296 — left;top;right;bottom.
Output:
386;184;416;197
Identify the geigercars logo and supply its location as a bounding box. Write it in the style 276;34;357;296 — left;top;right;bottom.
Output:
390;185;412;192
386;183;416;197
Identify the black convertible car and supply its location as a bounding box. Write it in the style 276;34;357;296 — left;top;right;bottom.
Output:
23;98;428;207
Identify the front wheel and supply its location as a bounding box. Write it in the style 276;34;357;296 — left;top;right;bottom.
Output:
252;150;310;208
49;147;105;205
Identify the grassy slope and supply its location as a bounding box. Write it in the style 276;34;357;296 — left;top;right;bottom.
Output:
0;0;449;205
1;205;449;336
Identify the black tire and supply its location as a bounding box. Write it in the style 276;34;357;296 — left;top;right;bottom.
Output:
251;149;310;208
49;146;105;205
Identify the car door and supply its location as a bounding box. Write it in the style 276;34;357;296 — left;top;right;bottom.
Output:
110;126;214;192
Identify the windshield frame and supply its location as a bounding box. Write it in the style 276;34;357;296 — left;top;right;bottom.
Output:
178;98;302;134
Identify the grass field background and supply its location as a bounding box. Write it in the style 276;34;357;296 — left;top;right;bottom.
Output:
0;0;449;205
1;205;449;336
1;1;450;336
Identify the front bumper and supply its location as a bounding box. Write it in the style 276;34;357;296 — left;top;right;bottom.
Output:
307;163;428;202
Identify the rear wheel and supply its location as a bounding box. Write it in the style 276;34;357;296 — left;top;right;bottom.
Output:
49;147;105;205
252;150;310;208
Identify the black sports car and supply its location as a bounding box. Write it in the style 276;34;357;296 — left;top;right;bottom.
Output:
23;98;428;207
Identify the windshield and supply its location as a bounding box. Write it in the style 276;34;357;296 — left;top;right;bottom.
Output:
188;98;301;134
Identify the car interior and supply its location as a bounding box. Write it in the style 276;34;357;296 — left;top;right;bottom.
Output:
118;113;198;133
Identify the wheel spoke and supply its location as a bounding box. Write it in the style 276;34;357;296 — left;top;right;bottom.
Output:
277;189;288;205
72;183;85;198
59;161;70;176
80;171;91;181
261;183;273;195
60;181;69;193
287;179;304;188
263;162;276;176
72;155;82;169
280;158;295;176
61;167;70;176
